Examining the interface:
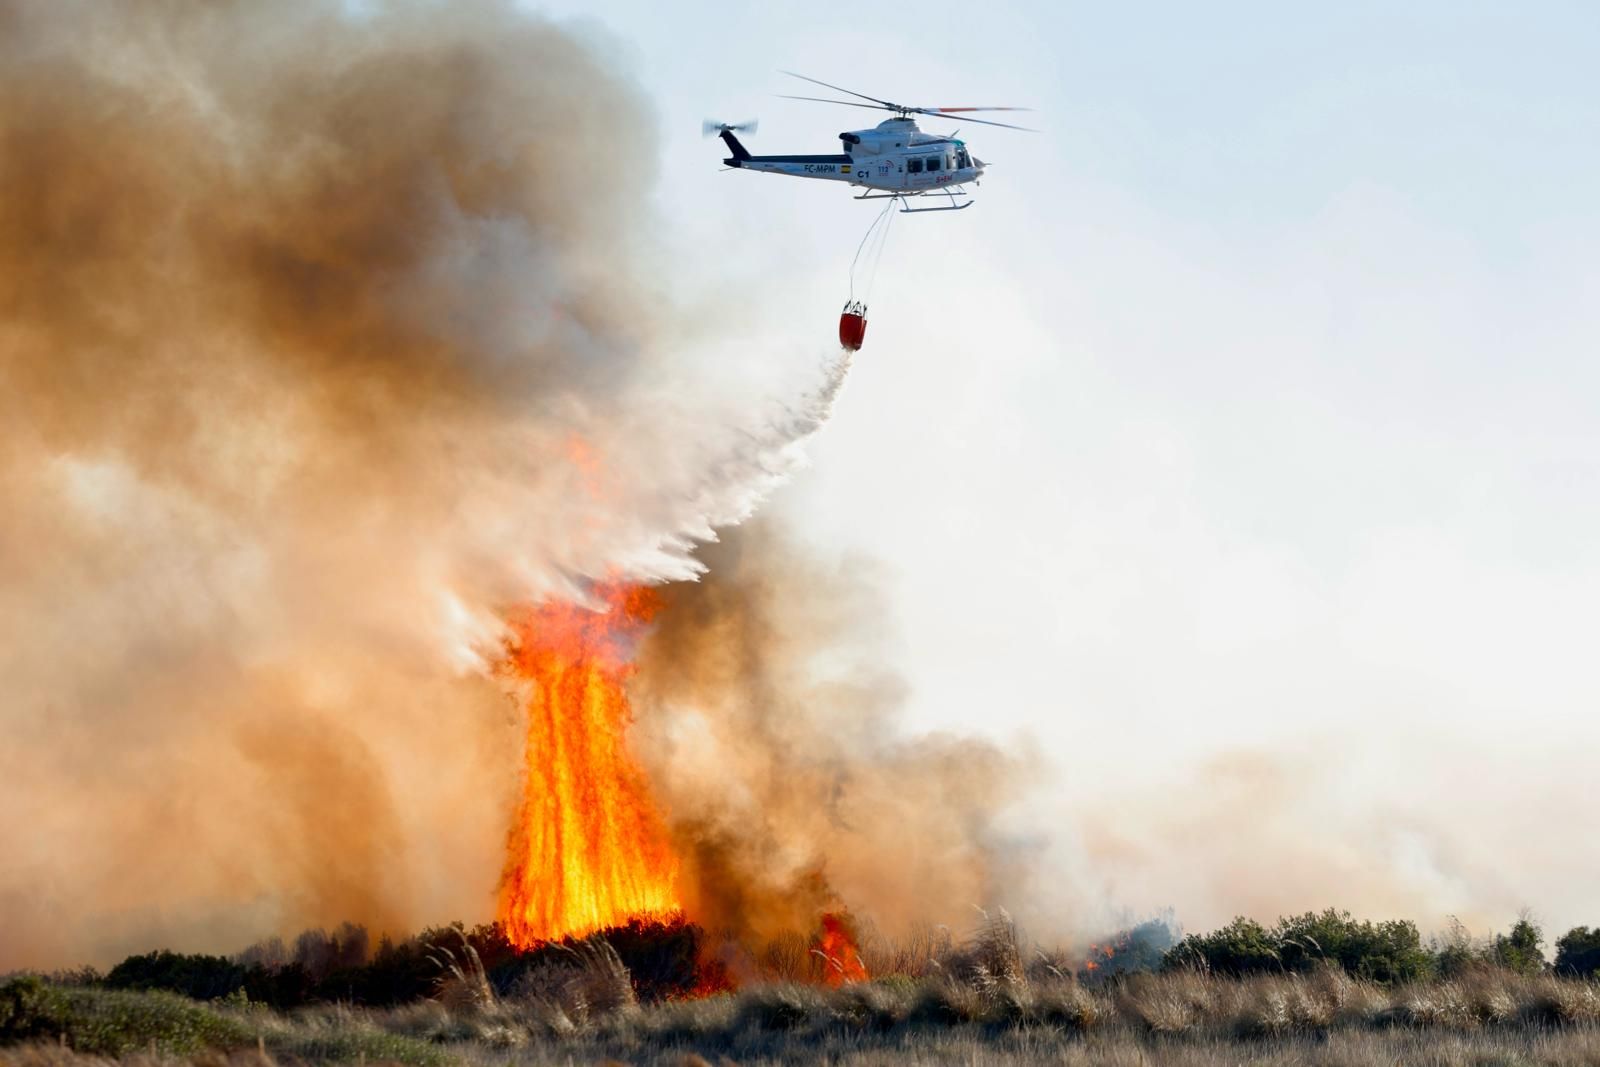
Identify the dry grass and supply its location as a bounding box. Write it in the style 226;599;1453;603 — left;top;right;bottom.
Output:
504;936;636;1033
392;964;1600;1064
7;946;1600;1066
427;931;495;1015
856;923;953;980
7;1021;1600;1067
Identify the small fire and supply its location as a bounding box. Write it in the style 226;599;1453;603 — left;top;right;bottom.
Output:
815;912;868;986
1083;938;1120;975
496;583;682;947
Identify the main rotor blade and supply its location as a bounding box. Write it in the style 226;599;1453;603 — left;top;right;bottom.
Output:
927;106;1034;113
776;93;893;112
780;70;898;109
911;108;1038;132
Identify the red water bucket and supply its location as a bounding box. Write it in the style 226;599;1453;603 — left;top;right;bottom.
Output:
839;301;867;351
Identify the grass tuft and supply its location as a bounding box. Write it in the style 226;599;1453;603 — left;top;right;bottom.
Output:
734;984;827;1032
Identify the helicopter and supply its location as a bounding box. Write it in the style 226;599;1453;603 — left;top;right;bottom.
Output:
706;71;1034;213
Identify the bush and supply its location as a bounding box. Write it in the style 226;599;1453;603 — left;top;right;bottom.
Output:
243;960;316;1009
1492;918;1545;975
232;922;521;1009
1276;910;1433;983
0;976;254;1056
1163;910;1433;983
1554;927;1600;978
1077;913;1178;981
104;950;246;1000
1163;917;1281;976
1433;917;1487;978
490;916;705;1003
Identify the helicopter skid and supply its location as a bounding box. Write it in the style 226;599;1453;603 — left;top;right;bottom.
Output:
856;187;974;212
900;199;972;212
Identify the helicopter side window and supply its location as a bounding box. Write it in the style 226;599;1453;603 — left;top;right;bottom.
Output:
906;158;923;174
957;148;970;168
926;156;941;172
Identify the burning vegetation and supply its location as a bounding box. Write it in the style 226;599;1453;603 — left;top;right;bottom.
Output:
491;569;887;988
497;584;680;947
466;507;1016;992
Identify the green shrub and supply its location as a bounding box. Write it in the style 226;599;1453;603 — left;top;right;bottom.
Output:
1276;910;1433;983
1432;918;1488;977
0;976;54;1045
1162;917;1281;976
1492;918;1545;975
0;977;254;1056
1163;910;1433;982
1554;927;1600;978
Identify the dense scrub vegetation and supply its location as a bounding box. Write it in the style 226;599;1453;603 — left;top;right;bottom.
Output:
92;918;705;1011
69;909;1600;1014
1159;910;1562;983
6;911;1600;1064
7;961;1600;1066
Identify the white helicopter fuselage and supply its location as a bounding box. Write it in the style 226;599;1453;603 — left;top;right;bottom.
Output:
720;118;985;193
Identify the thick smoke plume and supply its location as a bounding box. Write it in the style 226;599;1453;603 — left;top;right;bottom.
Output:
632;524;1022;954
0;0;856;969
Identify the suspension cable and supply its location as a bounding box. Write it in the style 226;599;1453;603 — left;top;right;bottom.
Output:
848;196;899;304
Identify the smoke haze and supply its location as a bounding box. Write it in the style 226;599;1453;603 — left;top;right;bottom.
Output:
0;0;855;969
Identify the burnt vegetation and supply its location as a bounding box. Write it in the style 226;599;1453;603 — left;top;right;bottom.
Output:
5;911;1600;1064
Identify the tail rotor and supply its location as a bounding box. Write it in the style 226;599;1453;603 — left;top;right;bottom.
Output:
701;118;759;137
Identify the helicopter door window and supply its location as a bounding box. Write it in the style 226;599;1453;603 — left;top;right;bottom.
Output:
957;148;970;168
925;156;941;171
906;158;923;173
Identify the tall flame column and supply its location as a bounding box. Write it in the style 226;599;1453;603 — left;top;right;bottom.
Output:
497;584;680;946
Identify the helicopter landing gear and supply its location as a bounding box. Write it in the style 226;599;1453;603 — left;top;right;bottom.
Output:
854;187;972;211
899;186;972;212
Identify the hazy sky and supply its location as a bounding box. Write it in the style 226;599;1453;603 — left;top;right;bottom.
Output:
527;1;1600;935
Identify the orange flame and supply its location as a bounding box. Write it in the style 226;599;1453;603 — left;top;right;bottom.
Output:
815;913;868;986
496;583;682;947
1083;940;1117;974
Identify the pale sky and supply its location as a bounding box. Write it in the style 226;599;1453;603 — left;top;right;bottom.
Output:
531;1;1600;935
